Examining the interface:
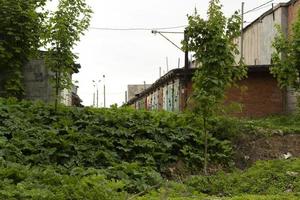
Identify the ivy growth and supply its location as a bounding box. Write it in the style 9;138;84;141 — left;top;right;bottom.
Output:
271;10;300;94
0;0;47;98
184;0;246;174
43;0;92;110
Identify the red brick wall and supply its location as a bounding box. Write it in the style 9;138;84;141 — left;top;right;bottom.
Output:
226;72;285;118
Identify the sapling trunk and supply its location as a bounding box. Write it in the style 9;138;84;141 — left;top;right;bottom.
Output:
55;70;60;111
203;116;208;175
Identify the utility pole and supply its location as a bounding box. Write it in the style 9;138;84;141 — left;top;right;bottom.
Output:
166;57;169;72
125;91;128;103
96;87;99;107
151;29;188;110
183;29;189;110
103;75;106;108
92;81;96;107
97;80;101;108
159;67;162;78
241;2;245;61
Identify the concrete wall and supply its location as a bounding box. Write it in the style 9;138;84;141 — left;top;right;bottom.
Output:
127;84;151;100
23;59;53;103
236;6;289;65
0;59;73;106
286;1;300;113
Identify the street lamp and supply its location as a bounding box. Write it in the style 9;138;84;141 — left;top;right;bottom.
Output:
103;75;106;108
92;79;101;108
92;80;96;107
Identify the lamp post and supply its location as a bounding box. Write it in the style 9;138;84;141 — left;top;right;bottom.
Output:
92;80;96;107
103;75;106;108
92;79;101;108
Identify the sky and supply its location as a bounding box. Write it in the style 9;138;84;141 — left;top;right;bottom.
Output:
63;0;290;107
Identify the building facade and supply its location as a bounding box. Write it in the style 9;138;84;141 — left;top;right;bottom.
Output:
0;57;79;106
126;0;300;117
126;66;287;118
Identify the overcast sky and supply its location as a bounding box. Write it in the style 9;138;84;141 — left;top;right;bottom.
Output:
65;0;289;107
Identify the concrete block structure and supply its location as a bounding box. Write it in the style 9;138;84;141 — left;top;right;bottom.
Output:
127;84;151;100
0;57;80;106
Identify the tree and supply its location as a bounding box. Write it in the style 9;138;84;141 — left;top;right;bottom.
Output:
271;11;300;94
0;0;47;98
183;0;246;174
44;0;92;110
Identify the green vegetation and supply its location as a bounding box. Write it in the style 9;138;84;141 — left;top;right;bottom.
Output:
184;0;246;174
44;0;92;110
0;0;47;98
0;99;299;199
271;9;300;93
138;159;300;199
0;0;91;102
0;99;232;194
186;159;300;196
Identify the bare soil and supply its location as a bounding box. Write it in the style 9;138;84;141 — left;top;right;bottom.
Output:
233;134;300;169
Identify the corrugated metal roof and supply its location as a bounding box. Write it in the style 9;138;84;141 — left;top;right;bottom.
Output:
243;0;297;32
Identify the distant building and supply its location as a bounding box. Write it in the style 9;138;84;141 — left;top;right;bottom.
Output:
126;66;288;117
0;56;81;106
125;0;300;117
234;0;300;113
127;84;151;101
71;84;83;107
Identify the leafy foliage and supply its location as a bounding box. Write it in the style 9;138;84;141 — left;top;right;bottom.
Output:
186;158;300;196
138;159;300;199
0;99;233;193
0;160;126;200
0;0;47;98
0;99;299;199
0;0;91;104
183;0;246;174
184;0;246;118
44;0;92;109
271;9;300;92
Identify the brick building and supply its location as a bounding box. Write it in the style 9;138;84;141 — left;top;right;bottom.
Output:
126;66;287;118
126;0;300;117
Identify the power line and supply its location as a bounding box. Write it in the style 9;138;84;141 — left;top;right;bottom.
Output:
89;25;187;31
244;0;274;15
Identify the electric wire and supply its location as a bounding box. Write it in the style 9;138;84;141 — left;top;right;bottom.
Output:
90;1;281;31
244;0;274;14
89;25;187;31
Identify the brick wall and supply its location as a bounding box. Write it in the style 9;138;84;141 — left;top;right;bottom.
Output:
226;72;285;117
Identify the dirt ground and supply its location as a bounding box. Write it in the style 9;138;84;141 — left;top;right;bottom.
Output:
233;134;300;169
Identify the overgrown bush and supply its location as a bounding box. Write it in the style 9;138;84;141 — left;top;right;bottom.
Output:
0;99;233;192
1;99;300;199
0;160;126;200
186;159;300;196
